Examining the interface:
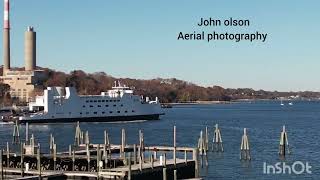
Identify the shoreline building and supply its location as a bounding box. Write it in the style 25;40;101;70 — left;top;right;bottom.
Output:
0;0;46;102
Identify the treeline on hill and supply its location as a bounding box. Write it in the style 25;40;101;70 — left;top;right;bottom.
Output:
43;69;320;102
44;69;231;103
1;66;320;104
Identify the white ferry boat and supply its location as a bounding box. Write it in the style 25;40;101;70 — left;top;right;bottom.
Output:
18;83;164;123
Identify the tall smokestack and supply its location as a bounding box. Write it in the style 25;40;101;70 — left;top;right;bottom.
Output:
3;0;10;71
25;26;36;71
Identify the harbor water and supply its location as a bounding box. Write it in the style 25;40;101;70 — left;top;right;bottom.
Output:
0;101;319;179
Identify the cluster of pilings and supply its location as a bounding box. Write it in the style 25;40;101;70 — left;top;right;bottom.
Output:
197;124;292;162
1;122;199;180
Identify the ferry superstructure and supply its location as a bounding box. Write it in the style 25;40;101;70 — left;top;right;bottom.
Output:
18;83;164;123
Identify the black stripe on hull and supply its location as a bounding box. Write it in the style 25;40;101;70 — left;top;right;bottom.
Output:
19;114;162;124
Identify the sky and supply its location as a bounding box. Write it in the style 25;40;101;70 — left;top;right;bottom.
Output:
0;0;319;91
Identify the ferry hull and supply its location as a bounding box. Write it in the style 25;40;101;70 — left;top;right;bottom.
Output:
19;114;162;124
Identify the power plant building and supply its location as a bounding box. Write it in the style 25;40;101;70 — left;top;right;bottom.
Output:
0;0;46;102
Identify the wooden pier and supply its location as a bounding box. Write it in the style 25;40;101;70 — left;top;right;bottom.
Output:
0;124;200;180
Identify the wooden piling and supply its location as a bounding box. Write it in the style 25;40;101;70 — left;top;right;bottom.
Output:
133;144;137;165
173;126;177;167
162;167;167;180
279;125;290;157
97;144;101;178
212;124;224;152
53;144;57;171
25;123;29;144
86;143;90;171
163;153;167;167
121;129;126;158
85;131;90;145
139;155;142;171
6;142;9;168
184;150;187;164
20;144;24;177
72;147;75;171
174;169;177;180
193;148;199;178
240;128;251;161
151;154;154;169
37;144;41;178
0;149;3;180
12;120;20;144
69;145;72;156
128;152;132;180
205;126;209;151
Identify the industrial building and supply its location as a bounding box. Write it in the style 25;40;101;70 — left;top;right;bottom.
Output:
0;0;46;102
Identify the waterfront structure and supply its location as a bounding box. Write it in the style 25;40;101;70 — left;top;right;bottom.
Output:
240;128;251;160
18;83;164;123
0;0;46;102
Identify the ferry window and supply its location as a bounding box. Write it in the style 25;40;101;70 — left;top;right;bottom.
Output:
132;110;135;112
106;100;109;102
98;100;101;102
94;100;97;102
109;111;113;114
102;100;105;102
83;105;85;108
120;104;123;107
117;111;120;113
98;105;101;107
125;111;128;113
90;105;93;107
113;104;116;107
102;112;105;114
86;100;89;103
80;112;82;115
105;105;109;107
94;112;97;114
90;100;93;102
117;100;120;102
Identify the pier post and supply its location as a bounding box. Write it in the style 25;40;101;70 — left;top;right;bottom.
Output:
151;154;154;169
139;130;144;161
173;126;176;167
240;128;251;161
86;144;90;171
1;149;3;180
72;147;75;171
49;134;53;154
69;145;72;156
193;148;199;178
212;124;223;152
162;167;167;180
184;150;187;164
20;143;24;177
279;125;290;157
37;144;41;178
139;154;142;171
85;131;90;145
121;129;126;158
12;120;20;144
154;150;157;160
30;134;35;155
133;144;137;165
6;142;9;168
205;126;209;151
25;123;29;145
128;152;131;180
80;131;84;144
74;121;81;146
163;153;166;167
174;169;177;180
97;144;101;177
53;144;57;171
